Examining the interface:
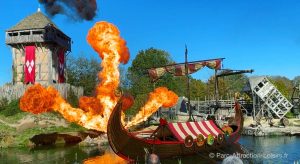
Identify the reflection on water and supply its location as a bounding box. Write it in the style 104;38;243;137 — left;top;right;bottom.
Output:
1;136;299;164
83;149;126;164
83;143;246;164
0;145;104;164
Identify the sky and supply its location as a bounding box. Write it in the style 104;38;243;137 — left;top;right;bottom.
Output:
1;0;300;85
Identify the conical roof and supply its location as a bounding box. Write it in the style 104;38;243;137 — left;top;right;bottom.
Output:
7;11;58;31
248;76;267;91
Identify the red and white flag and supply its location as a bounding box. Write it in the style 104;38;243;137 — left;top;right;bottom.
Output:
204;59;222;70
58;49;65;83
148;59;222;82
24;46;35;84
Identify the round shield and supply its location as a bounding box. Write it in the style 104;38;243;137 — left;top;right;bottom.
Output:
222;125;233;135
196;134;205;147
184;135;194;148
217;134;224;144
207;134;214;146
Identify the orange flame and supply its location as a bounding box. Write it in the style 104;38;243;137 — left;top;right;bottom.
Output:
20;21;130;132
79;96;102;114
126;87;178;128
86;21;129;122
84;151;127;164
20;84;58;114
19;21;179;132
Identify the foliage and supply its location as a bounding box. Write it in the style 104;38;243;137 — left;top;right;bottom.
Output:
0;98;9;109
127;48;173;96
189;79;206;100
119;66;130;91
269;76;293;99
125;93;148;116
0;99;22;117
69;122;86;129
206;75;228;99
285;111;296;118
66;54;100;96
0;112;28;124
206;74;249;100
13;125;86;147
126;48;192;114
293;76;300;86
221;74;248;94
0;113;86;147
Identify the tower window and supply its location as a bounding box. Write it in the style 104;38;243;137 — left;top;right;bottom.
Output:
20;31;30;35
8;32;18;36
33;31;43;35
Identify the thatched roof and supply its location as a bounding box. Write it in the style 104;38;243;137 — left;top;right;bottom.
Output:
7;11;58;31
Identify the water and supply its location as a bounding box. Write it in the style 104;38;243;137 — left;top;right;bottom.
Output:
0;145;105;164
0;136;299;164
239;136;300;163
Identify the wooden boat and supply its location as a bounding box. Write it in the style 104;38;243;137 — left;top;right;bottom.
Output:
107;97;244;162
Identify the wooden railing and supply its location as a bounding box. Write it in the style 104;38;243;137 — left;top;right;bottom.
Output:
5;34;44;44
0;84;83;101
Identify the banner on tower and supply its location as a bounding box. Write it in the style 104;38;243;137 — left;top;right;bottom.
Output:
58;49;65;83
24;45;36;84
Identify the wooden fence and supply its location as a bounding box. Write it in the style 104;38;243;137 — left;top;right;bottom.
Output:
0;83;83;101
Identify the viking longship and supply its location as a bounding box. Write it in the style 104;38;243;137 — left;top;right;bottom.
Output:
107;96;243;162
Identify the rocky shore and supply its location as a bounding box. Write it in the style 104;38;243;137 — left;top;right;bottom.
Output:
29;130;108;147
242;117;300;136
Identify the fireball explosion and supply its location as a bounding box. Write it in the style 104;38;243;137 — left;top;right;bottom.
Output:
20;21;178;132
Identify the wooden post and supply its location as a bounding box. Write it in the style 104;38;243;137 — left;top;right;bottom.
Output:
214;69;219;114
185;45;192;121
253;91;256;120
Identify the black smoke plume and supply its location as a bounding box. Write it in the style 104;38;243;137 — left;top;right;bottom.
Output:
38;0;97;21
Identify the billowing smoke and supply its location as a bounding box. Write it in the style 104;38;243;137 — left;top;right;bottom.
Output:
38;0;97;21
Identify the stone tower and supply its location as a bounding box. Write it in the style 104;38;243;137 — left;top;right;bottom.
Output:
5;10;71;85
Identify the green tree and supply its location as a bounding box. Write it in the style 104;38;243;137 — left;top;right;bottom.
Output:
66;55;100;96
269;76;293;98
127;48;189;114
0;99;22;116
293;76;300;86
128;48;174;96
119;66;130;91
206;76;228;100
190;79;206;100
223;74;248;93
206;74;248;100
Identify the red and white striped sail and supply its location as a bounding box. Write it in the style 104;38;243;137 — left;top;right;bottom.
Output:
168;120;223;142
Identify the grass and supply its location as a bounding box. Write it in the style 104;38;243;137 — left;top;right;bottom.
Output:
0;97;88;147
0;112;29;124
12;125;86;147
0;112;87;147
0;123;16;134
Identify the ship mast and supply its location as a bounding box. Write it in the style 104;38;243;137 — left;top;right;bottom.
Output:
185;45;192;121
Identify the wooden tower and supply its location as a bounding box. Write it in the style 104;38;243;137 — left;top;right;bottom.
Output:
5;9;71;85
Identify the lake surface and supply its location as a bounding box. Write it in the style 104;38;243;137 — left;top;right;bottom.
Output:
239;136;300;163
0;136;299;163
